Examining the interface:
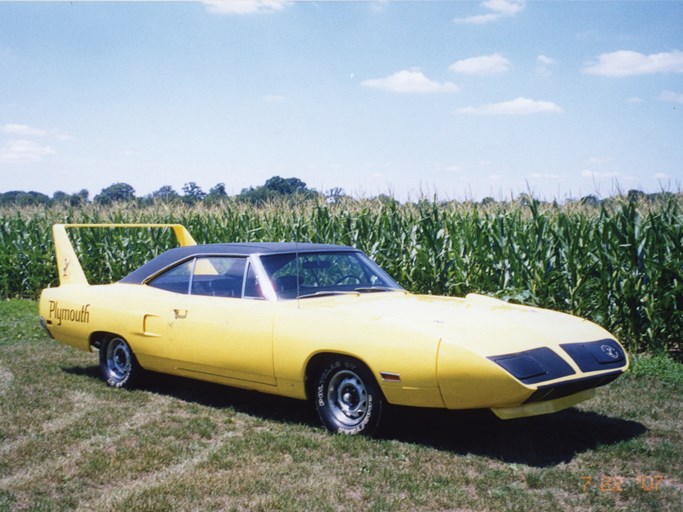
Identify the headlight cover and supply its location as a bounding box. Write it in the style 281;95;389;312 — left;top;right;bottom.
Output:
560;339;626;372
488;347;575;384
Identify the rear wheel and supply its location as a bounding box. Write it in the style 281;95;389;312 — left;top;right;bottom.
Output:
99;336;141;389
314;357;384;435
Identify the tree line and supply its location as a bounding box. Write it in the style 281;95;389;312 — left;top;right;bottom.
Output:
0;175;675;208
0;176;341;207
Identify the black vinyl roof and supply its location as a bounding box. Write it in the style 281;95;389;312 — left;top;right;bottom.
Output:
119;242;356;285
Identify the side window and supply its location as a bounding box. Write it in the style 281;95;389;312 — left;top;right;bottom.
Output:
244;262;265;299
148;259;194;294
191;256;246;298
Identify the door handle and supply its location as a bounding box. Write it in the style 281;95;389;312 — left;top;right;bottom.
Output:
174;309;188;319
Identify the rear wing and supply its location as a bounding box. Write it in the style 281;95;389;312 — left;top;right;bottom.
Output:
52;223;197;286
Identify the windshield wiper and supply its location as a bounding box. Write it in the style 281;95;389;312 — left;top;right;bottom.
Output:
296;290;359;299
354;286;400;293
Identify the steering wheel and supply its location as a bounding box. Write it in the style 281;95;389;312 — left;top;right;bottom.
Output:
334;275;362;286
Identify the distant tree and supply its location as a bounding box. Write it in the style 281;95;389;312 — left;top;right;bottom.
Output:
627;189;645;202
325;187;346;204
0;191;50;206
94;183;136;205
264;176;307;195
149;185;180;202
76;189;89;202
238;186;274;205
182;182;206;203
373;194;397;205
580;195;601;207
53;190;88;206
28;191;50;205
480;196;496;207
52;191;70;203
647;191;675;203
238;176;318;205
206;182;228;202
0;191;17;205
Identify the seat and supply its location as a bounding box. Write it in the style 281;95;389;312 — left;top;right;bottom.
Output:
274;275;302;293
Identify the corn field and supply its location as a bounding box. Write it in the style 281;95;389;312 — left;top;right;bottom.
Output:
1;195;681;354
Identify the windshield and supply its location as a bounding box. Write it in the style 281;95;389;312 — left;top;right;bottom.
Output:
259;251;403;300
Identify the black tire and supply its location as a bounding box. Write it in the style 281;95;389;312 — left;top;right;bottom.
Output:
314;357;384;435
99;336;141;389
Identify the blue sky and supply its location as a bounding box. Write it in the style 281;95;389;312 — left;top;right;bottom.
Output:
1;0;682;201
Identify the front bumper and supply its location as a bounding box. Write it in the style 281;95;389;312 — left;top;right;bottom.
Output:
491;388;596;419
437;338;628;413
487;339;627;417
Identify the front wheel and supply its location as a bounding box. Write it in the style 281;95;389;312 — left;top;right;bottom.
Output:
99;336;141;389
314;357;384;435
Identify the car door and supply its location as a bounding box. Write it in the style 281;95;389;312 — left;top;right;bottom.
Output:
153;256;276;386
127;261;195;373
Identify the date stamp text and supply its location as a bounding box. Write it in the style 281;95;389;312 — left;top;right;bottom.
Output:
581;474;665;493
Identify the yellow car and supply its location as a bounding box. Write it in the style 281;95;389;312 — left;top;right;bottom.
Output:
39;224;629;435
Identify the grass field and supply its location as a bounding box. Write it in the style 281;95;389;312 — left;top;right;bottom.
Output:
0;300;681;511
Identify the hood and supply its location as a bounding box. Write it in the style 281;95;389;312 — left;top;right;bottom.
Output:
296;292;615;356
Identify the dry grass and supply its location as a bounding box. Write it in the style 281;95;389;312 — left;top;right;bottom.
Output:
1;300;681;511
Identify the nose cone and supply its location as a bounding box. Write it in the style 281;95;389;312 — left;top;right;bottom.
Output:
434;294;628;412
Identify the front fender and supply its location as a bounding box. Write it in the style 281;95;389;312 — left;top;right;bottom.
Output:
437;340;534;409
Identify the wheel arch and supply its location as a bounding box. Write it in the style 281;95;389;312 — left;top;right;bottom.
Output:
304;352;385;403
89;330;122;351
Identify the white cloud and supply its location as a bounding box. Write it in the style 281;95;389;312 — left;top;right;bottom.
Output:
202;0;291;15
659;90;683;104
361;69;459;94
583;50;683;76
442;164;462;173
454;0;525;25
586;156;614;164
1;123;47;137
0;139;55;163
581;169;619;179
371;0;390;13
454;14;500;25
483;0;525;16
536;55;556;76
54;132;75;142
528;173;566;180
457;97;563;115
627;96;644;104
449;54;511;75
653;172;671;180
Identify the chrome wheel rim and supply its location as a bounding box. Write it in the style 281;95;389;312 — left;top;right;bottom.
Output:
327;370;368;427
106;338;131;382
